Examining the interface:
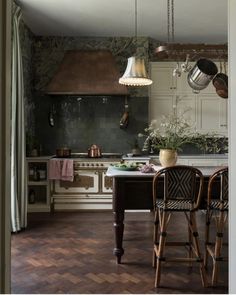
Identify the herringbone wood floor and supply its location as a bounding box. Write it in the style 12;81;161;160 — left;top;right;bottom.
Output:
11;211;228;294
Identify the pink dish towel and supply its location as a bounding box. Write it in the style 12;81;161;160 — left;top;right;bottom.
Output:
48;159;61;180
61;159;74;182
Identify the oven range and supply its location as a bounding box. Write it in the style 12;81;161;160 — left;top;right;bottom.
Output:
51;153;122;211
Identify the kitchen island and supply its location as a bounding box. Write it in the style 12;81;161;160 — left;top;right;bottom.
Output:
106;165;224;264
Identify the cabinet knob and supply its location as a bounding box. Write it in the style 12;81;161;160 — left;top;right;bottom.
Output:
220;124;227;127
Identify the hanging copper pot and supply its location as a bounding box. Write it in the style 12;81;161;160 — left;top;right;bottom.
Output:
212;61;228;99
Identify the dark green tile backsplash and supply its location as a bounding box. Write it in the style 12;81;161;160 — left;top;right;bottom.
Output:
34;95;148;154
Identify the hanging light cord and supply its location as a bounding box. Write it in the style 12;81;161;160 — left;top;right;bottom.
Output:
171;0;175;42
167;0;170;43
135;0;137;46
167;0;175;43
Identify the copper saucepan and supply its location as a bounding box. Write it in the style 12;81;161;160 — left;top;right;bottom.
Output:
88;144;102;158
56;148;71;157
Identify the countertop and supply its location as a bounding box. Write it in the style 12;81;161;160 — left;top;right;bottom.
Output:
26;154;228;161
122;154;228;161
106;166;220;178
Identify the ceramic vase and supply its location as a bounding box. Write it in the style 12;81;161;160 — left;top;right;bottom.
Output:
159;149;178;167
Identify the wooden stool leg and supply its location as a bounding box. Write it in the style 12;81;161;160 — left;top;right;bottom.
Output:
188;222;193;268
191;212;208;288
153;210;159;268
155;210;170;288
212;210;225;285
204;210;211;269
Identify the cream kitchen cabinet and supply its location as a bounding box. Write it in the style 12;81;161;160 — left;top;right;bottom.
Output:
149;94;197;131
149;62;195;95
26;157;51;212
176;156;227;166
196;94;228;135
149;62;228;135
149;62;177;94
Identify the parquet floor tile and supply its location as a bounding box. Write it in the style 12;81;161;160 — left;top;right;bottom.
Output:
11;211;228;294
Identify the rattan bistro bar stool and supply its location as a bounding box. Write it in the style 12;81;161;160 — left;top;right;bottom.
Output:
152;165;208;288
204;167;228;286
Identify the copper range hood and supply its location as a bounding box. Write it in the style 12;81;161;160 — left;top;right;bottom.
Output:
45;50;128;96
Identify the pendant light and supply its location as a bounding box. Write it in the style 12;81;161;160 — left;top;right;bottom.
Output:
119;0;152;86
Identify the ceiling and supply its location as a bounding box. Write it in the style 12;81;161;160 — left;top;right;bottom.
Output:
16;0;228;43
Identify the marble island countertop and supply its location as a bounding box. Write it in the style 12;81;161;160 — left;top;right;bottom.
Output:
106;165;222;178
122;154;228;160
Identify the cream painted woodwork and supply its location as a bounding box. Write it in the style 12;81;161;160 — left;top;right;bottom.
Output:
149;62;177;94
177;158;228;169
149;62;228;135
149;95;174;125
196;94;228;135
26;158;51;212
149;94;197;132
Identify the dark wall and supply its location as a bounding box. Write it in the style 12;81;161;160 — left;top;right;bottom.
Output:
28;36;153;155
35;95;148;154
19;25;227;155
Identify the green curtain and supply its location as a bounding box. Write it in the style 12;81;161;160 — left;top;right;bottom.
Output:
11;6;27;232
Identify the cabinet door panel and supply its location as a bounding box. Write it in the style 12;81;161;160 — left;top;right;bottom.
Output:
150;62;176;94
149;96;174;124
197;94;228;135
149;62;228;135
188;159;218;167
176;95;197;129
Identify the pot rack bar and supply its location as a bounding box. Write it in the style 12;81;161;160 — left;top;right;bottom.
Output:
155;43;228;60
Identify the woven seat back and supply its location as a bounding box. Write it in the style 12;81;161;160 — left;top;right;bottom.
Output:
153;165;204;210
165;168;196;201
221;170;228;202
208;167;228;205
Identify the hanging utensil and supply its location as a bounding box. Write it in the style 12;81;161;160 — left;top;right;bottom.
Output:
212;60;228;99
173;62;181;77
48;104;55;127
120;97;129;129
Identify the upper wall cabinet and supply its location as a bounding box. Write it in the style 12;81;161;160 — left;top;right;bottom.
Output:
149;62;177;94
149;62;228;136
197;94;228;135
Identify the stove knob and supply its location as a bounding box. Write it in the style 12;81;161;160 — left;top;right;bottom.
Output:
101;163;104;166
86;163;89;166
82;163;85;166
96;163;99;166
91;163;94;166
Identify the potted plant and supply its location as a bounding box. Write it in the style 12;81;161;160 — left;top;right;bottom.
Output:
138;108;227;167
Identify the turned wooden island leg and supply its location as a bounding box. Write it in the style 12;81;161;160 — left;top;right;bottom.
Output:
113;211;124;264
112;178;125;264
